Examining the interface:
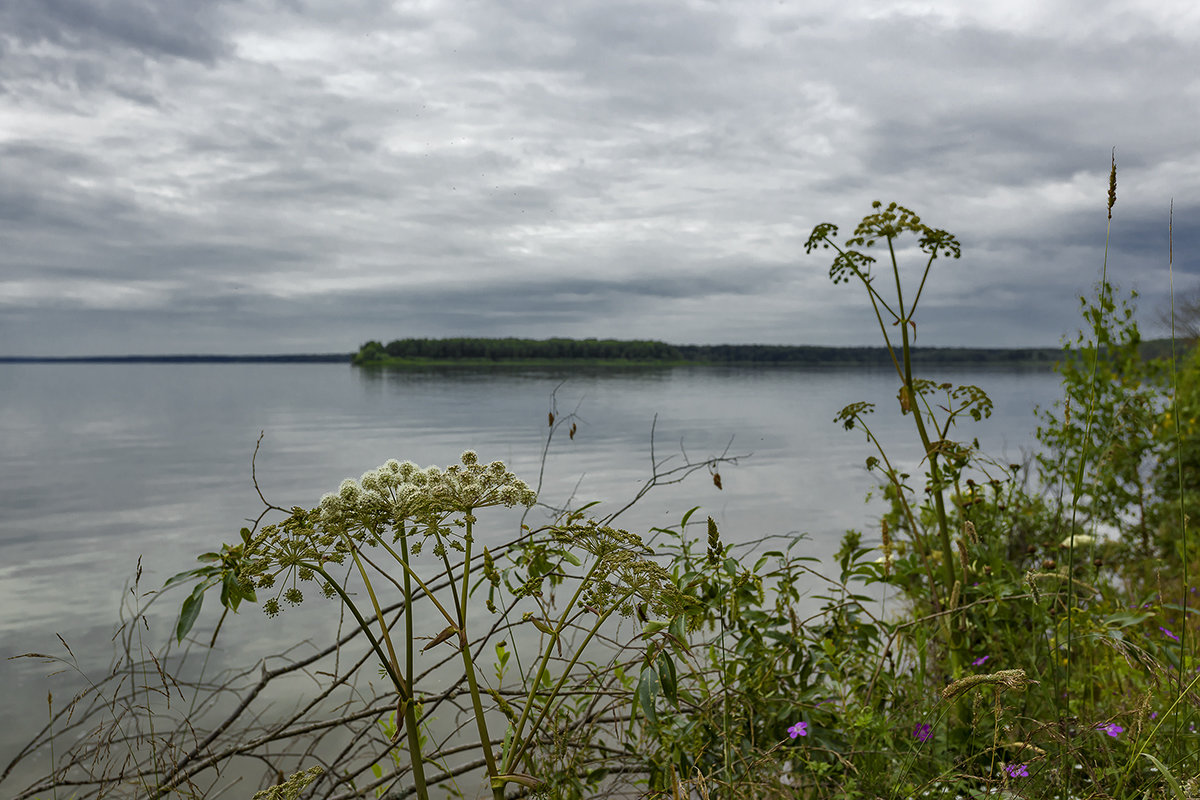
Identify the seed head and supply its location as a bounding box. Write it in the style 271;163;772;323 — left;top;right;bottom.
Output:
1107;148;1117;219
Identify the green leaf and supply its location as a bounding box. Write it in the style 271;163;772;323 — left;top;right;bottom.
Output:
196;552;223;562
240;527;252;547
163;569;202;588
176;583;206;643
221;571;245;612
637;664;661;725
562;551;582;567
1141;753;1184;800
1105;611;1151;628
669;615;687;643
640;620;668;638
680;506;701;529
656;650;678;706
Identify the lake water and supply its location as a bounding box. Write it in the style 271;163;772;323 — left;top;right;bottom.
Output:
0;361;1064;780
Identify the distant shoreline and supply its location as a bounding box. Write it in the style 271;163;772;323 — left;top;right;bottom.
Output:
2;337;1184;366
0;354;354;364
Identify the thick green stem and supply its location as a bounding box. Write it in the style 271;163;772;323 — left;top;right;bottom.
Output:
312;563;434;800
364;527;459;629
888;237;962;675
310;564;430;800
399;524;414;732
857;419;941;592
457;517;506;800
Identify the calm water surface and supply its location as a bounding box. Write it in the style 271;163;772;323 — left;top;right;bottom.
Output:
0;362;1063;767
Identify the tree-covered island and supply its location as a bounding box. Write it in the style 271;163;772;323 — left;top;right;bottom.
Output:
351;336;1181;368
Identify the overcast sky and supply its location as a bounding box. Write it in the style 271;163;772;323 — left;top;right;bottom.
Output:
1;0;1197;355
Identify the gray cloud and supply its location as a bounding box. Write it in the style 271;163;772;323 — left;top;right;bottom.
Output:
1;0;1198;355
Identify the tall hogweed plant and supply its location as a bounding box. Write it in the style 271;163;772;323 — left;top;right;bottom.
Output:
805;201;998;674
168;453;700;796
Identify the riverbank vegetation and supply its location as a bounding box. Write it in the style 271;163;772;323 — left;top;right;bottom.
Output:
8;165;1200;799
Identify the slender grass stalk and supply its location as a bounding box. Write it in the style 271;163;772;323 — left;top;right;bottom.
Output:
1061;151;1117;742
720;582;731;797
1165;199;1189;769
46;692;56;800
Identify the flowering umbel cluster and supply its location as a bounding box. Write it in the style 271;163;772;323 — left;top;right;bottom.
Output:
244;452;536;617
519;520;699;621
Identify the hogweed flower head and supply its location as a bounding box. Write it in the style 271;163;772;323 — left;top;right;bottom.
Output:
250;454;535;617
550;521;698;621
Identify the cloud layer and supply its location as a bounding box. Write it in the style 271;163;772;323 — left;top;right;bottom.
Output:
2;0;1197;354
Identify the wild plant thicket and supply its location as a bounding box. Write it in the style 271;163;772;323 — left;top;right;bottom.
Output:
8;162;1200;800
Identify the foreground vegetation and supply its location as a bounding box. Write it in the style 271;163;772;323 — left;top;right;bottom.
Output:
8;164;1200;799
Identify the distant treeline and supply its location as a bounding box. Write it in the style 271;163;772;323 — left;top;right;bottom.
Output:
0;354;353;364
351;337;1085;367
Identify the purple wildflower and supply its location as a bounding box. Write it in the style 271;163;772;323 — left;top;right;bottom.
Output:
1100;723;1123;738
1160;626;1180;641
972;655;990;666
913;723;932;743
788;721;808;739
1005;763;1029;778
